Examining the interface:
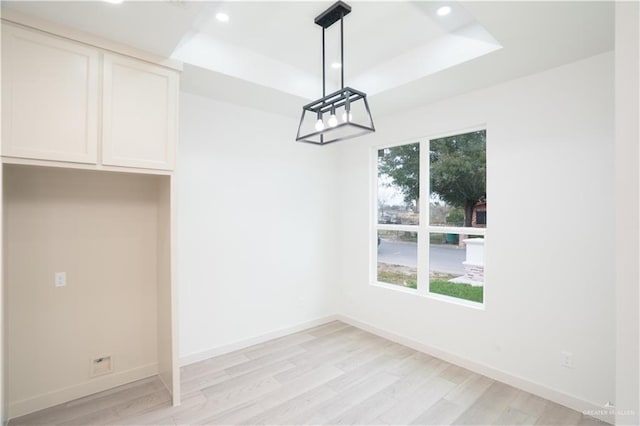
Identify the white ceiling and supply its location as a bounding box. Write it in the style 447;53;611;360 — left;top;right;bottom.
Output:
172;1;502;99
1;1;210;57
179;3;493;78
1;1;614;118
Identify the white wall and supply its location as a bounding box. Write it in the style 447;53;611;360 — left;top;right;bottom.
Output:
335;52;615;411
614;2;639;424
177;93;339;362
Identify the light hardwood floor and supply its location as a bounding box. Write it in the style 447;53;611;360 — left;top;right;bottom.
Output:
10;321;607;425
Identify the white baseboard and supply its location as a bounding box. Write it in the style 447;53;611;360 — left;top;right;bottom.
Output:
179;315;339;366
8;363;158;420
336;314;614;425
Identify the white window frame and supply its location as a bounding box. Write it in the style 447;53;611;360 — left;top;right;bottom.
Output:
371;127;487;309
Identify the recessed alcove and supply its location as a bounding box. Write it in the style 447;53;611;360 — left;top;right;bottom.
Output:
3;165;177;418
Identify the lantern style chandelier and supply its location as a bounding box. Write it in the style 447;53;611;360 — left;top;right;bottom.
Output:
296;1;375;145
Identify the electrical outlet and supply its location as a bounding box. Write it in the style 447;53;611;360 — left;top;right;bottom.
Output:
561;350;574;368
54;272;66;287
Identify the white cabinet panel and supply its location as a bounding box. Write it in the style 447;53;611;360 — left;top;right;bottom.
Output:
102;54;177;170
1;24;99;164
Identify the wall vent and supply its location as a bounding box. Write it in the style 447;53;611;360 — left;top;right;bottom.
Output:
90;356;113;377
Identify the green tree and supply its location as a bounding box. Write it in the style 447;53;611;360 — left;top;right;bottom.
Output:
445;208;465;226
378;131;485;227
430;131;486;227
378;142;420;208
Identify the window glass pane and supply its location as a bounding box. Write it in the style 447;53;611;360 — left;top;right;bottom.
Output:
428;233;484;303
429;130;486;228
476;210;487;225
378;143;419;225
377;230;417;289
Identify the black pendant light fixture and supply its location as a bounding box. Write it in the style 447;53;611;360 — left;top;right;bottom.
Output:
296;1;375;145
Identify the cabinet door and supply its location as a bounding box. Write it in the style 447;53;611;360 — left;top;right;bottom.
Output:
102;54;177;170
1;24;99;163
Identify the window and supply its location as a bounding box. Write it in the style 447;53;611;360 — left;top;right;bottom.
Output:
374;129;486;305
476;210;487;226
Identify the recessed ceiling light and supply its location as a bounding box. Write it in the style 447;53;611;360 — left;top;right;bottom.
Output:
331;62;342;69
437;6;452;16
216;12;230;22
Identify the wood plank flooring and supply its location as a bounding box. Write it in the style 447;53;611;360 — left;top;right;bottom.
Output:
10;321;608;425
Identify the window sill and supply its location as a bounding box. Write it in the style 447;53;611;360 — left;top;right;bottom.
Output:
371;280;418;295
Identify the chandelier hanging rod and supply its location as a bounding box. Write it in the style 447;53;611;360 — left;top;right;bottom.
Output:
322;18;325;97
341;9;344;88
315;0;351;94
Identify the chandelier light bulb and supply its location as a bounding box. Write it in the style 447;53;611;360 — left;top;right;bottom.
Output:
328;113;338;127
342;111;353;122
315;118;325;131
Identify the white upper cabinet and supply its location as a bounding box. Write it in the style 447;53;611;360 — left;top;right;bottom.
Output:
1;24;99;164
102;53;177;171
1;22;179;172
